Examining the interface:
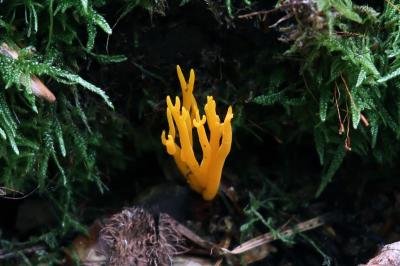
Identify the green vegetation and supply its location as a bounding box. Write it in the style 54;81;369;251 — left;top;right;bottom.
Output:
251;0;400;195
0;0;121;260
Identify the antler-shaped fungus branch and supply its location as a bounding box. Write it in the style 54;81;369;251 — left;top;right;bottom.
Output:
161;65;233;200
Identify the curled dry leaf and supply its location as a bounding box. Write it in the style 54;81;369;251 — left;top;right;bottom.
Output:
30;76;56;102
67;219;106;266
0;43;56;102
0;43;18;59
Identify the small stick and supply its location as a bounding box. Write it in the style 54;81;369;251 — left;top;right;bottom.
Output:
176;212;333;257
0;245;46;260
237;1;313;19
238;10;276;19
360;113;369;127
0;186;38;200
221;214;329;255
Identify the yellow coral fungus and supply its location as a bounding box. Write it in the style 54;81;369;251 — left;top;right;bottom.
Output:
161;65;233;200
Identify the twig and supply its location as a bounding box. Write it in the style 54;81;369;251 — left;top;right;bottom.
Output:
385;0;400;14
360;113;369;127
130;61;168;86
0;245;46;260
176;212;334;257
237;10;276;19
335;31;363;37
302;74;318;104
237;1;313;20
221;214;331;255
340;74;353;151
334;82;344;135
0;186;38;200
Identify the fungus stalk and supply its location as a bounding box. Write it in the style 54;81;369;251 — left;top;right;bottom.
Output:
161;65;233;200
